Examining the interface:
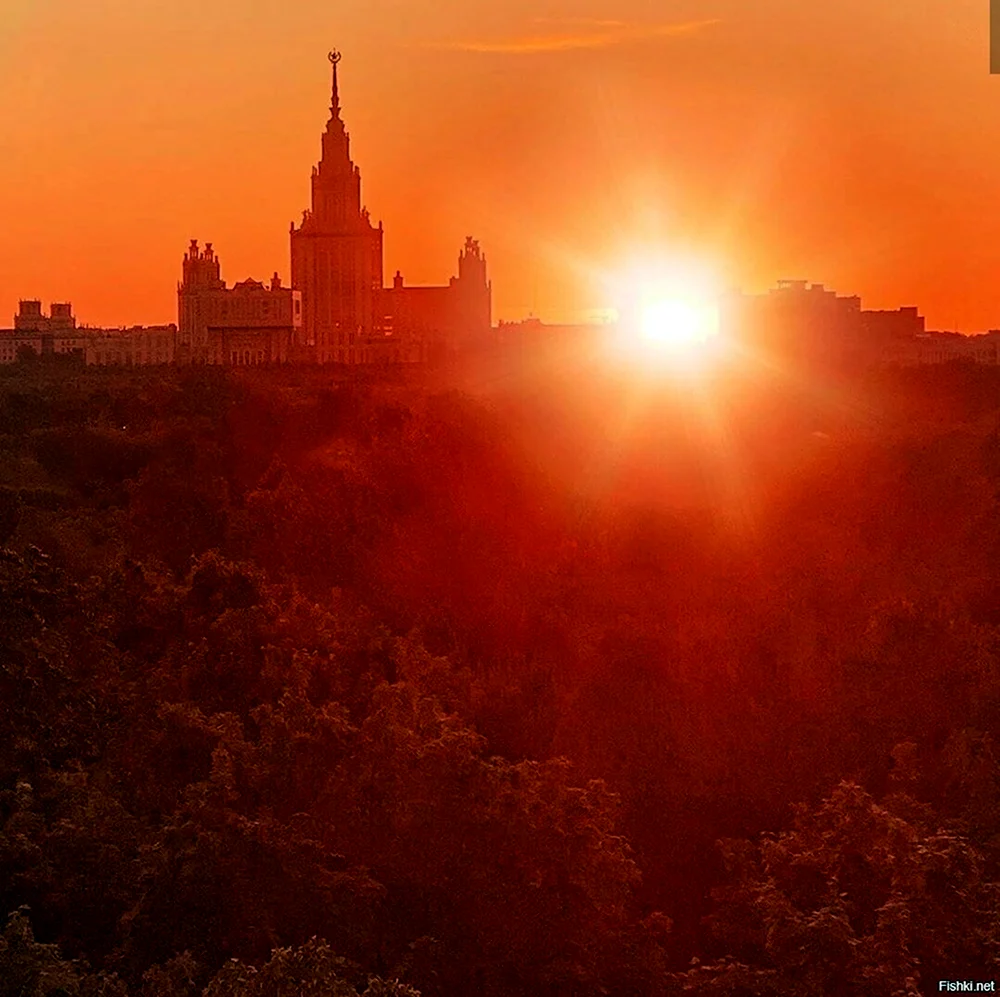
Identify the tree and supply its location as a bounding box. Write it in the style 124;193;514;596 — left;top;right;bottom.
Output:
683;782;1000;996
203;939;420;997
0;908;127;997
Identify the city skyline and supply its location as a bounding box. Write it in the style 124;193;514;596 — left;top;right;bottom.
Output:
5;8;1000;991
0;0;995;331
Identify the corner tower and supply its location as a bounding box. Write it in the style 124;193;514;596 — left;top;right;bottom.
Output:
454;236;492;338
177;239;225;363
290;51;384;363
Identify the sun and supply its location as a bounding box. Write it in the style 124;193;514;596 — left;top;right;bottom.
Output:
604;256;726;374
639;298;720;351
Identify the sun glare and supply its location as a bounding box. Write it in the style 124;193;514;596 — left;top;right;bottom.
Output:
640;298;720;350
605;257;726;374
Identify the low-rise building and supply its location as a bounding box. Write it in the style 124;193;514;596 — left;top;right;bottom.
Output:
1;301;87;363
85;325;177;366
882;330;1000;366
0;301;177;366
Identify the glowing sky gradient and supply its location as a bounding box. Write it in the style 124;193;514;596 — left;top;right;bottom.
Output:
0;0;995;330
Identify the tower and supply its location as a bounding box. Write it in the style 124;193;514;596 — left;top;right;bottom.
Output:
452;236;492;342
177;239;225;363
290;51;384;363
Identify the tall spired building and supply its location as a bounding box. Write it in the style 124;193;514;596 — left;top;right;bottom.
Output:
291;51;384;363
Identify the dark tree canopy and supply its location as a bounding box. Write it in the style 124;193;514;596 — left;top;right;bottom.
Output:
2;360;1000;995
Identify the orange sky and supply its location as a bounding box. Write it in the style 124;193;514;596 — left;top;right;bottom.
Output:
0;0;996;330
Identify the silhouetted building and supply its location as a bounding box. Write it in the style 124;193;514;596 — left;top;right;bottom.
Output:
14;299;76;332
1;301;86;362
881;330;1000;366
378;237;492;357
290;51;384;364
733;281;865;368
291;53;491;364
177;240;301;365
495;316;603;344
730;283;942;370
85;325;177;366
0;332;59;363
863;306;926;342
736;285;999;368
1;300;176;365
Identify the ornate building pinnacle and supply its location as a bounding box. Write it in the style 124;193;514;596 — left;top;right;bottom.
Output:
328;50;342;121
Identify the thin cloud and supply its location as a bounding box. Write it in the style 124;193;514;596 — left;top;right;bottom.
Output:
431;18;721;55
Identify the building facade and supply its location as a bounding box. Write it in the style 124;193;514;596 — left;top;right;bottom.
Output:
0;301;177;365
1;300;87;362
378;237;492;357
177;240;301;365
290;52;385;364
85;325;177;366
291;52;491;364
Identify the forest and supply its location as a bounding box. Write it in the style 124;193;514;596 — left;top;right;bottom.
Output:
2;346;1000;996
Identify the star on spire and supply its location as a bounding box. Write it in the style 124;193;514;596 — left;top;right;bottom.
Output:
328;50;342;121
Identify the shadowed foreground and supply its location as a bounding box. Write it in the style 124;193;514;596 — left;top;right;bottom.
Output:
2;358;1000;996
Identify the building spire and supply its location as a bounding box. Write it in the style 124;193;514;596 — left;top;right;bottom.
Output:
328;50;342;122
